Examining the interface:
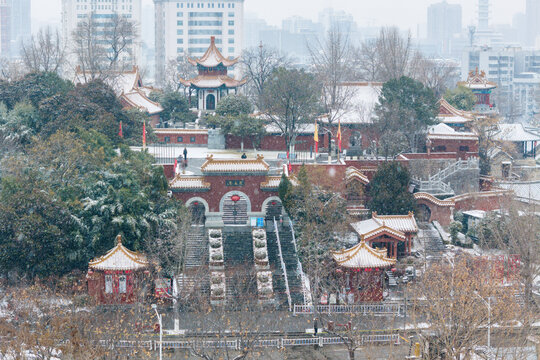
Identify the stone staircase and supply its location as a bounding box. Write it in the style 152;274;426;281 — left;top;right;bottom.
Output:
412;158;479;196
420;222;446;262
222;198;248;225
222;226;257;306
184;226;208;270
266;225;304;309
386;271;398;286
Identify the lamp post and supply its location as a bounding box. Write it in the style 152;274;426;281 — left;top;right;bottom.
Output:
152;304;162;360
474;292;492;355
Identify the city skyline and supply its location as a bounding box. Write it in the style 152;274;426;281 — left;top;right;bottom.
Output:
32;0;525;35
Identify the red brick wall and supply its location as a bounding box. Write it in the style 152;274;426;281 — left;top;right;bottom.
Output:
226;134;316;151
155;131;208;145
453;192;512;212
173;175;279;213
429;138;479;156
416;198;453;226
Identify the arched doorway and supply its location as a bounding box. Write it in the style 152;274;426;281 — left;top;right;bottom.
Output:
189;202;206;225
416;204;432;222
222;193;248;225
206;94;216;110
264;199;283;221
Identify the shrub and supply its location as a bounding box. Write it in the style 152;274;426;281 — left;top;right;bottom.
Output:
258;274;269;282
209;230;222;238
211;253;223;261
211;275;222;284
212;288;224;297
254;240;266;248
210;239;222;248
253;231;265;240
255;249;267;260
259;287;272;296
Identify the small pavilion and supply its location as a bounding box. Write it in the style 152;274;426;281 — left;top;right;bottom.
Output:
457;68;497;113
180;36;246;111
332;240;396;302
350;212;418;258
87;235;150;304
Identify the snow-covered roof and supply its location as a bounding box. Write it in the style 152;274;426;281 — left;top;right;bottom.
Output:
201;154;270;173
463;210;487;219
491;124;540;142
345;166;369;185
428;123;479;141
179;75;246;89
188;36;240;68
322;82;381;125
169;176;211;190
89;235;148;271
372;212;418;233
154;128;208;135
414;192;455;207
122;90;163;115
437;98;475;124
333;240;396;269
260;176;283;190
498;181;540;204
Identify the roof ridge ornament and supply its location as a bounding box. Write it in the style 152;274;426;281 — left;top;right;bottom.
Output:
116;234;122;245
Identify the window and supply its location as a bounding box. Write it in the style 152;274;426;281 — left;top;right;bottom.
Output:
459;146;469;152
188;20;222;26
177;12;183;16
228;29;234;35
228;20;234;26
190;136;196;143
189;38;221;44
434;145;447;152
119;275;127;293
177;20;183;26
188;29;222;35
164;136;171;143
177;38;183;44
177;29;183;35
177;136;183;142
105;275;113;294
177;47;184;53
228;12;234;17
228;47;234;52
189;12;223;17
228;38;234;44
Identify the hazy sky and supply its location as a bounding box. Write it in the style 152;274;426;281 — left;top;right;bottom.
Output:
32;0;525;32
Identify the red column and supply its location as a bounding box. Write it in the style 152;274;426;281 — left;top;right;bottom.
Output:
393;242;398;259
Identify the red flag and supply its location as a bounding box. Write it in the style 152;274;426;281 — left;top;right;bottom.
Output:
337;119;342;152
174;158;178;174
118;121;123;138
142;121;146;148
314;123;319;153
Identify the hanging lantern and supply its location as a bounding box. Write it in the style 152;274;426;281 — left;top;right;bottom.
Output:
271;201;276;206
194;202;199;206
231;194;241;202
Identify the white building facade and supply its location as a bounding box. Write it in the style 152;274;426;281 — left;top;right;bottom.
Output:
153;0;244;86
61;0;142;70
513;72;540;122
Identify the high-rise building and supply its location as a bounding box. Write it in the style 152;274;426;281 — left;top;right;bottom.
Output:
154;0;244;87
478;0;490;31
526;0;540;46
0;0;30;58
61;0;142;69
427;1;462;55
0;0;9;57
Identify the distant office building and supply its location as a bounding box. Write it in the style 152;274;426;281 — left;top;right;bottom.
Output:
513;72;540;121
61;0;142;69
243;13;274;49
461;46;518;116
0;0;9;57
478;0;490;31
526;0;540;46
154;0;244;87
318;8;360;46
0;0;30;58
427;1;462;55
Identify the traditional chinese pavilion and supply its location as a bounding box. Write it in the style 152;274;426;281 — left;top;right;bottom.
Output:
87;235;150;305
458;68;497;113
180;36;246;111
332;240;396;302
350;212;418;258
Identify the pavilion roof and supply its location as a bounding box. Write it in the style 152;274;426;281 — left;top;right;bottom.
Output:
345;166;369;185
333;240;396;269
89;235;148;271
122;89;164;115
169;176;211;190
490;123;540;142
260;176;283;190
201;154;270;173
437;98;475;124
188;36;240;68
179;74;247;89
371;212;418;233
351;212;418;242
457;68;497;90
427;123;479;141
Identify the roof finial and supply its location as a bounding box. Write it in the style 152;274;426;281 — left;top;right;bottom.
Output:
210;36;215;45
116;234;122;245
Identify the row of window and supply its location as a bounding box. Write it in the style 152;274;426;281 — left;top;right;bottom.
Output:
188;29;221;35
177;2;235;9
163;136;196;143
77;0;133;2
104;275;127;294
177;20;235;28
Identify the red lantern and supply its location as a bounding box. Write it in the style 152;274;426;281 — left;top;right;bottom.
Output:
271;201;276;206
366;268;372;272
391;268;397;272
231;195;241;202
194;202;199;206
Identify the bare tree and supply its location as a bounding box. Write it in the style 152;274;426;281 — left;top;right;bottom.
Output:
354;27;420;83
163;56;198;92
414;57;459;98
412;256;522;359
20;27;66;74
72;12;138;81
241;44;289;107
0;57;26;81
